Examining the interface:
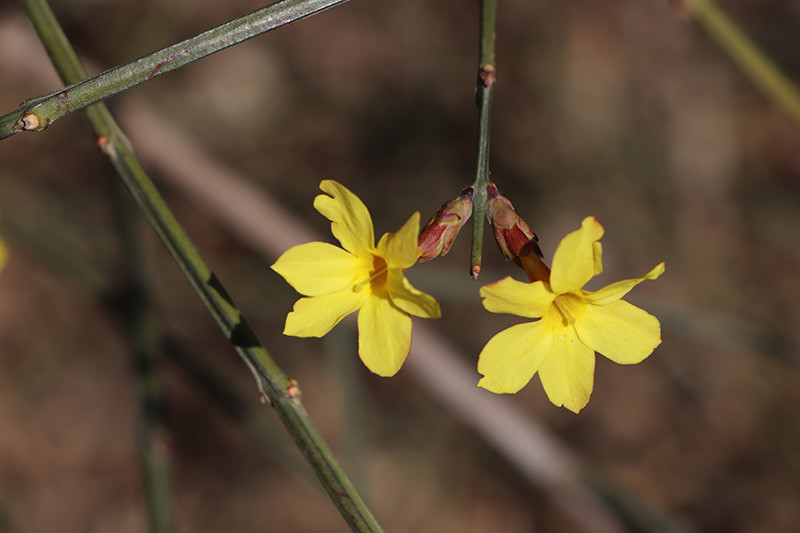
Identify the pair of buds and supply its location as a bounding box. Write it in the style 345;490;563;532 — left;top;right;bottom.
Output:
417;183;543;272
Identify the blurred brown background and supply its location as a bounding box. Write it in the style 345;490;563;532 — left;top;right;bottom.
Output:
2;0;800;531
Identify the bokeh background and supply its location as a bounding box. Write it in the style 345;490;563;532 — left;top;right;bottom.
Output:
2;0;800;531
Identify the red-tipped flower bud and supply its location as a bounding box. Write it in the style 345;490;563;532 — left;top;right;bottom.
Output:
418;187;474;262
486;183;543;264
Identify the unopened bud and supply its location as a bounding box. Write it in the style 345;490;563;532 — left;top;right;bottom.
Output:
486;183;543;264
418;187;474;262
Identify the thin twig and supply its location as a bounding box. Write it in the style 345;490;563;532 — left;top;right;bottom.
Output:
17;1;382;530
0;0;350;140
468;0;498;279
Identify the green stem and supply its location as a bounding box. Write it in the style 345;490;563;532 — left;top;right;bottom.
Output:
684;0;800;132
19;1;382;530
469;0;497;279
1;0;350;140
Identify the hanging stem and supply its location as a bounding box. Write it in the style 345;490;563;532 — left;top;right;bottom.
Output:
19;0;382;530
0;0;350;140
469;0;498;279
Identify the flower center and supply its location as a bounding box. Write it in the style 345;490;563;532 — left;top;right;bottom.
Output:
552;293;581;327
353;255;389;294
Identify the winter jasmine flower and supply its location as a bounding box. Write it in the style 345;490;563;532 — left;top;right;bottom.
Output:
272;180;440;376
478;216;664;412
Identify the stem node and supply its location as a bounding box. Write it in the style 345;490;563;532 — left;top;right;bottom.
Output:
479;64;496;88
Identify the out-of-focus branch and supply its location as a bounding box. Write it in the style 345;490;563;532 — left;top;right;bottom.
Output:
115;189;175;533
682;0;800;132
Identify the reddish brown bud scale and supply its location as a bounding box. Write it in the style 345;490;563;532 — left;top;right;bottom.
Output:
486;183;543;264
96;135;118;159
479;64;497;88
470;264;481;280
418;186;474;262
287;378;302;404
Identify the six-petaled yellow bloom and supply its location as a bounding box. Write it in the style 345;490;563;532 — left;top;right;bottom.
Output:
477;216;664;413
272;180;441;376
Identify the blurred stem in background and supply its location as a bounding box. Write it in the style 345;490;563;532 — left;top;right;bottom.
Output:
114;187;175;533
682;0;800;131
469;0;498;280
325;327;369;493
18;0;382;530
0;0;351;139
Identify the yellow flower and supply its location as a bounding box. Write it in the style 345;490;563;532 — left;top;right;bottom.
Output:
272;180;441;376
477;216;664;413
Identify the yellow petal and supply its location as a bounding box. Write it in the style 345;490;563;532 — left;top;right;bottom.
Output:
387;270;441;319
284;289;366;337
314;180;375;255
549;217;604;294
574;300;661;364
583;262;665;305
537;319;595;413
480;277;555;318
0;237;7;271
271;242;365;296
477;321;553;394
357;296;412;376
376;212;421;269
592;242;603;276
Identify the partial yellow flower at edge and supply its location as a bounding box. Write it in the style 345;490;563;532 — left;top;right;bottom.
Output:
271;180;441;377
477;216;664;413
0;237;7;272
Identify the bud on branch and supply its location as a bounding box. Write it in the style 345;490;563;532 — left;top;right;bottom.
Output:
486;183;543;264
418;187;474;262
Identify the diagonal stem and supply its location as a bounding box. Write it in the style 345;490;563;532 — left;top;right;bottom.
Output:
18;0;382;530
683;0;800;132
468;0;498;279
0;0;350;140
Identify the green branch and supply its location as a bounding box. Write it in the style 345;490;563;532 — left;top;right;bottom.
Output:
19;0;382;530
469;0;498;279
1;0;350;140
684;0;800;132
